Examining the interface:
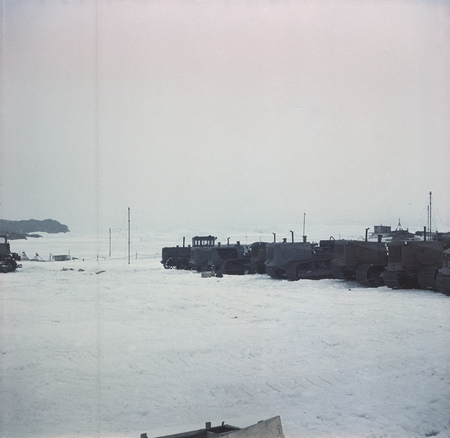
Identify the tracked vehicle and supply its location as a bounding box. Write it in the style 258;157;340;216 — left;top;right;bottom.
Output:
161;235;219;270
207;241;253;275
188;235;217;272
250;241;268;274
265;238;335;281
332;232;387;287
161;237;192;269
188;236;254;276
0;235;21;273
436;244;450;296
383;234;450;290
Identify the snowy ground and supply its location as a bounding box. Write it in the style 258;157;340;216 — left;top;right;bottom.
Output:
1;232;450;438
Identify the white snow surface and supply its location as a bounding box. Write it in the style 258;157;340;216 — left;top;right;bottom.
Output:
1;231;450;438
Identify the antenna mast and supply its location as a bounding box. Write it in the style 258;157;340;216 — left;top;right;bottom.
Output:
429;191;432;234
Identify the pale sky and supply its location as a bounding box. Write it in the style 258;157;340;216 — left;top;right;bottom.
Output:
1;0;449;234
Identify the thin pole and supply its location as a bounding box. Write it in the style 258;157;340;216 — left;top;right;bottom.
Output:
128;208;130;265
302;213;306;242
429;191;432;234
109;228;111;257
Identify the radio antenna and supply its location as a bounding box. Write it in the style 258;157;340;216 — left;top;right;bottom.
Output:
429;191;432;234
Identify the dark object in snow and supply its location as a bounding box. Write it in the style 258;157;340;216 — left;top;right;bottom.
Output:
161;236;193;270
331;226;420;287
332;238;388;287
250;241;268;274
0;235;21;273
142;416;284;438
189;235;217;272
265;238;335;281
435;244;450;296
201;270;215;278
207;240;253;276
162;235;254;276
52;254;72;261
161;236;216;270
30;252;45;262
383;233;450;291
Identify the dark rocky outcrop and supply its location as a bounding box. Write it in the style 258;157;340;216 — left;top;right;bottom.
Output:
0;219;70;240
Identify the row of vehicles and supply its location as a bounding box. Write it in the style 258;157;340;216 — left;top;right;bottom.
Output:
161;226;450;295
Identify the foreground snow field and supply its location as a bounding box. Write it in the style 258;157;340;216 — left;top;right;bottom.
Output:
1;232;450;438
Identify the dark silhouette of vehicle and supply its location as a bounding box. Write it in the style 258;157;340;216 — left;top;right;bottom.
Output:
161;246;191;269
189;235;217;272
160;227;450;290
383;233;450;290
265;238;335;281
161;237;192;269
163;235;253;276
332;236;387;287
163;236;260;276
207;241;253;276
0;235;21;273
436;240;450;296
250;241;268;274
